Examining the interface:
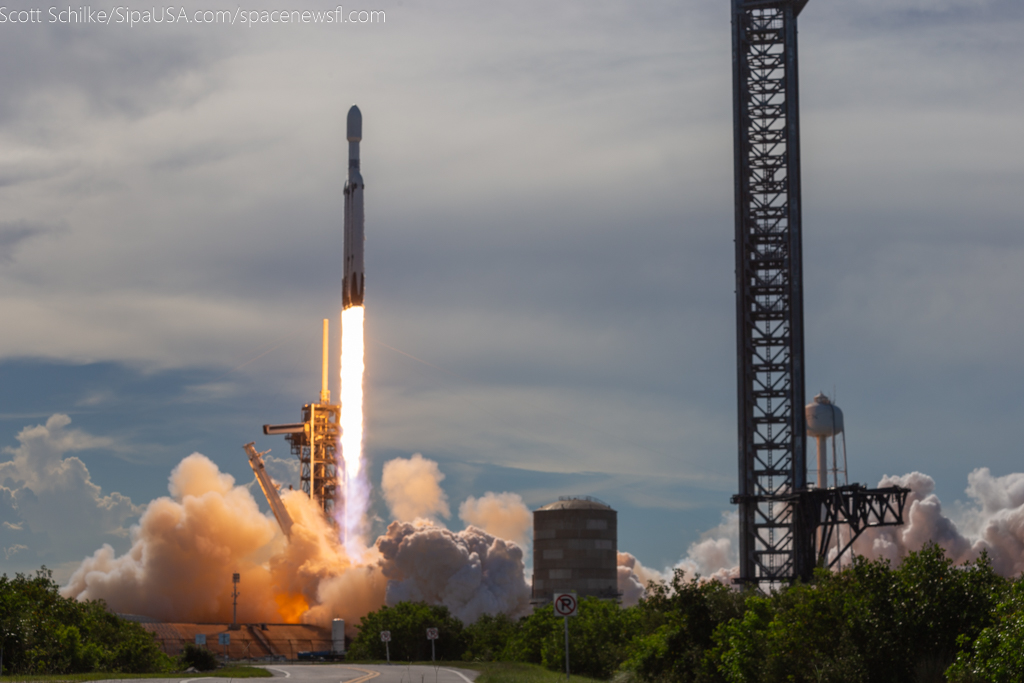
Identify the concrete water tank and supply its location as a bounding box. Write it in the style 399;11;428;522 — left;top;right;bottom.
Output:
531;496;619;604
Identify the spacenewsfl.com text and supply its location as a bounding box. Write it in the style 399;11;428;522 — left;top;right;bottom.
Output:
0;6;385;26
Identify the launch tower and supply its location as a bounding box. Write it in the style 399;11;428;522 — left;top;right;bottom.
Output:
263;319;341;520
730;0;908;586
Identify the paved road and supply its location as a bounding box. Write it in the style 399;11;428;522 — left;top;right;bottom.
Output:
93;663;480;683
262;664;479;683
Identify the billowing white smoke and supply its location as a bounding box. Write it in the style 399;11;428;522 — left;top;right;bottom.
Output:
617;511;739;606
60;450;387;626
852;469;1024;577
377;520;531;623
381;453;451;522
617;468;1024;607
459;492;532;549
617;552;669;606
62;447;531;629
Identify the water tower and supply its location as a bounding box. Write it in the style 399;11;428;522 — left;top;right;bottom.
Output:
805;393;847;489
531;496;619;604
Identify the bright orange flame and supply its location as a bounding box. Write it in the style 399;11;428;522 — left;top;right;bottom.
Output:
274;592;310;623
340;305;367;559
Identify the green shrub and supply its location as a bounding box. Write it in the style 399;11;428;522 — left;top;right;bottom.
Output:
349;601;467;661
181;643;219;671
0;567;174;675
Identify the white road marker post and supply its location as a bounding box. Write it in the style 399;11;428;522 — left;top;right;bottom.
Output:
427;627;439;662
553;593;578;683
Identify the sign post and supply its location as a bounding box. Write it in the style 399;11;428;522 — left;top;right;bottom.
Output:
553;593;578;682
381;630;391;663
218;632;230;660
426;627;439;661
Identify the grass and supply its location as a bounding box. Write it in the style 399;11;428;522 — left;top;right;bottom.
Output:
0;660;603;683
470;662;603;683
0;665;273;681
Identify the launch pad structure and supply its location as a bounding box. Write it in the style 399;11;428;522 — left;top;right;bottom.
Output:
729;0;909;586
261;319;342;525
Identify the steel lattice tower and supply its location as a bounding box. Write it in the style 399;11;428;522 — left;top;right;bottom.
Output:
731;0;811;585
730;0;909;586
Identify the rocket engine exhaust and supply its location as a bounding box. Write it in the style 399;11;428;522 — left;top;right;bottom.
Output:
339;105;369;559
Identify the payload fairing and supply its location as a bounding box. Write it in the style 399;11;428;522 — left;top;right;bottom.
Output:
342;105;364;309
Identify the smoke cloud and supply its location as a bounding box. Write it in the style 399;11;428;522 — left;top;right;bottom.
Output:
377;520;531;624
619;468;1024;607
459;491;532;548
381;453;451;522
61;448;531;630
617;511;739;606
852;469;1024;577
63;453;288;623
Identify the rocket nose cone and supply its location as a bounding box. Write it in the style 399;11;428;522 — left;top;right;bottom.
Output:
347;105;362;142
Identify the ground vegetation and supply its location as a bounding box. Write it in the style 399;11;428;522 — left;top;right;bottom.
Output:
352;544;1019;683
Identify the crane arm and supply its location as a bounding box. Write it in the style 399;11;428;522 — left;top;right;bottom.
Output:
243;442;294;539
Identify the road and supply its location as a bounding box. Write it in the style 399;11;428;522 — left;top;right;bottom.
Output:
94;663;481;683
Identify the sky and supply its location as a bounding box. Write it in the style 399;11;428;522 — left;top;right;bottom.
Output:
1;0;1023;582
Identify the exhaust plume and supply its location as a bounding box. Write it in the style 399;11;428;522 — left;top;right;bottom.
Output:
617;512;740;605
340;305;370;560
852;468;1024;577
62;453;283;623
619;468;1024;607
62;449;531;629
381;453;451;523
376;520;531;624
458;491;532;548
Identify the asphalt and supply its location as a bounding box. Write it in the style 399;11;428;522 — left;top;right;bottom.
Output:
91;663;481;683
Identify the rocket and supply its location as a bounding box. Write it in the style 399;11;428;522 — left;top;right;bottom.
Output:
342;105;365;309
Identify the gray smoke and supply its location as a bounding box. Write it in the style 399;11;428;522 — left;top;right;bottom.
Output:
376;520;531;623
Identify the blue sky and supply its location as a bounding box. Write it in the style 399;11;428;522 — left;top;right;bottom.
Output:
1;0;1023;581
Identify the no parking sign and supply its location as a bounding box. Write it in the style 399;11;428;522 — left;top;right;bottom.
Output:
553;592;578;682
553;592;578;617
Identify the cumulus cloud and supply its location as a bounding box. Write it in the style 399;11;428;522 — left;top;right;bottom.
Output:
459;491;532;548
381;453;451;522
0;414;139;568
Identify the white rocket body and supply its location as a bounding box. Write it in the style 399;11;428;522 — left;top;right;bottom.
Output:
343;105;365;309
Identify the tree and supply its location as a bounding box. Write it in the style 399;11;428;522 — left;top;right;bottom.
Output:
463;612;518;662
622;571;747;683
349;602;466;661
504;597;641;680
706;545;1007;683
0;567;173;675
947;580;1024;683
